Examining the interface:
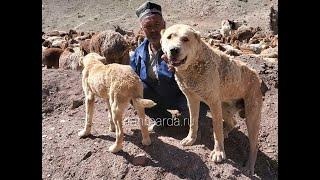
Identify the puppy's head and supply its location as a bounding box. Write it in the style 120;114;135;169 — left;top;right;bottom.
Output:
79;52;107;68
160;24;201;68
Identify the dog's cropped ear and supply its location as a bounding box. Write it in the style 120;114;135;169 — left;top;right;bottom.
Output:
191;28;201;42
160;29;165;37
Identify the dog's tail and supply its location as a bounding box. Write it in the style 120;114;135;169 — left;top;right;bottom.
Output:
132;98;157;109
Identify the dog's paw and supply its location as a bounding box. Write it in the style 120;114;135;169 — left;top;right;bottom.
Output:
78;130;90;138
244;161;255;176
142;137;151;146
108;144;123;153
180;136;197;146
210;149;226;163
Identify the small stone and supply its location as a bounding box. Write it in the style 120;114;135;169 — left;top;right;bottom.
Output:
60;120;66;123
132;153;147;166
215;172;221;178
261;132;269;138
82;151;92;161
48;155;53;161
71;99;84;109
266;149;274;153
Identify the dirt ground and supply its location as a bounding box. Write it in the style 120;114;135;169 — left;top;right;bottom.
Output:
42;0;278;179
42;0;277;34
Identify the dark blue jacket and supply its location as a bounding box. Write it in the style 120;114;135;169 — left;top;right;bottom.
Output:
130;39;183;106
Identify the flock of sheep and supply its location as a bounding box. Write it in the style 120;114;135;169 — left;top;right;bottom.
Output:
42;20;278;70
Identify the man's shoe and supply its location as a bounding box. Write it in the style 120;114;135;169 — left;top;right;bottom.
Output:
148;123;165;133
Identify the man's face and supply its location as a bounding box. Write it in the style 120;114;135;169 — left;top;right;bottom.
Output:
140;15;165;44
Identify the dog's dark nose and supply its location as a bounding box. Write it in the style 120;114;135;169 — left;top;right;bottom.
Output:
170;47;180;57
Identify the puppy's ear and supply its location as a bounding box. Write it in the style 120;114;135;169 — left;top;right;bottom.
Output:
97;56;107;64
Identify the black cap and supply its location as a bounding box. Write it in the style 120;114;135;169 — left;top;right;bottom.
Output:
136;1;162;20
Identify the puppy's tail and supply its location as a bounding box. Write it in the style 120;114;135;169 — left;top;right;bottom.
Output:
132;98;157;109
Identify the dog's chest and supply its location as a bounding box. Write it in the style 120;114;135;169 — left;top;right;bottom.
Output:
175;71;212;97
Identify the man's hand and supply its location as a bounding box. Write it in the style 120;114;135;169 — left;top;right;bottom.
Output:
161;54;175;72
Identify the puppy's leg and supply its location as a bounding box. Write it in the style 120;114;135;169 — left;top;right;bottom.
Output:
244;89;262;175
78;93;95;138
222;102;238;138
209;100;226;163
108;100;125;153
106;101;115;132
181;94;200;146
133;101;151;146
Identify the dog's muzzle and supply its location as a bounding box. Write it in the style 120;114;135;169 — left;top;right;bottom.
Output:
170;56;187;66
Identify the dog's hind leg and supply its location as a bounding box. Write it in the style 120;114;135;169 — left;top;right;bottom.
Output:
132;99;151;146
78;93;95;138
106;100;115;132
108;98;126;153
243;87;262;175
209;99;226;163
222;102;238;138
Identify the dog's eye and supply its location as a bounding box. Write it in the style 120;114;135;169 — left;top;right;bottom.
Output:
181;37;189;42
167;34;172;39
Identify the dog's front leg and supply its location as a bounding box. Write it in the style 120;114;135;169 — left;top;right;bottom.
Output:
209;100;226;163
78;93;95;138
180;94;200;146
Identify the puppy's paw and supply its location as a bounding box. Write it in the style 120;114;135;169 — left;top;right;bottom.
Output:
109;125;116;132
142;137;151;146
108;144;123;153
210;149;226;163
180;136;197;146
78;130;90;138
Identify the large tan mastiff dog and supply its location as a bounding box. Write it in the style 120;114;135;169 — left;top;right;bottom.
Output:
160;24;263;175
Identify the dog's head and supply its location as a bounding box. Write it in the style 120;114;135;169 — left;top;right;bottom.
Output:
79;52;107;68
160;24;201;69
